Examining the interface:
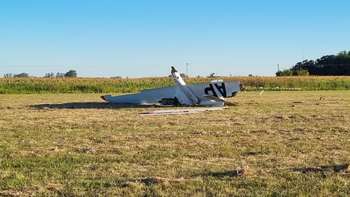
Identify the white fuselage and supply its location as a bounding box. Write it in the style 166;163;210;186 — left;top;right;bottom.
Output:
101;66;241;107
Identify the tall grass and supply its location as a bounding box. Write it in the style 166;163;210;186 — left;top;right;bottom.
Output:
0;76;349;94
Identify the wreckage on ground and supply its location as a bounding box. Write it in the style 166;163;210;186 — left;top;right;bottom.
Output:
101;67;241;107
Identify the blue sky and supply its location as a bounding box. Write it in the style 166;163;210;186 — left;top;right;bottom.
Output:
1;0;349;78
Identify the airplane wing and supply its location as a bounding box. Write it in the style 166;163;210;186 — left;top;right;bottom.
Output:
101;86;175;104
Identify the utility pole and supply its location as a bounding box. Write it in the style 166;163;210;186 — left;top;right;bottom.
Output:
186;63;188;77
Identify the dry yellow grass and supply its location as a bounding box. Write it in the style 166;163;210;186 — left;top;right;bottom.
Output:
0;91;350;196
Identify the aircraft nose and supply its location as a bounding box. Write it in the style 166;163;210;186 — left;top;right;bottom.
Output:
101;96;106;101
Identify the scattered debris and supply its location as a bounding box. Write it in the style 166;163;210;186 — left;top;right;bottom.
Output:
316;97;325;105
293;101;304;103
245;87;301;91
316;136;323;140
140;107;225;116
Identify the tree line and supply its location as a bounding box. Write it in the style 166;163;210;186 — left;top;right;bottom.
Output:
277;50;350;76
4;70;78;78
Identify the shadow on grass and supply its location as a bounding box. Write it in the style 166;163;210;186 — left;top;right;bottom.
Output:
191;170;242;180
121;170;242;187
120;177;187;187
119;171;242;187
293;163;349;173
29;102;158;110
202;170;241;178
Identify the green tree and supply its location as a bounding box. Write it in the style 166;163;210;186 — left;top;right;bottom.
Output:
294;69;309;76
276;69;293;76
275;70;283;76
44;72;55;78
283;70;293;76
65;70;77;77
4;73;14;78
338;50;349;58
14;72;29;77
56;72;65;78
291;50;350;75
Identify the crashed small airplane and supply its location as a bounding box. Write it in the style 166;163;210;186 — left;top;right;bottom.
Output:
101;67;241;107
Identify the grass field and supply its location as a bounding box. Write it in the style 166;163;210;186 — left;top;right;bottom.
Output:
0;91;350;196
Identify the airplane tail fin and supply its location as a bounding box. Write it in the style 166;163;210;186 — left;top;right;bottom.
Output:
171;66;199;106
171;66;178;76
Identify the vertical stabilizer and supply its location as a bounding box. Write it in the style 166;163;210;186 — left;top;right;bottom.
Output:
171;66;199;106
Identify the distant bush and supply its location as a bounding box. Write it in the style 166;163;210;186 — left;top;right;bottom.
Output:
276;69;293;76
294;69;309;76
276;69;309;76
